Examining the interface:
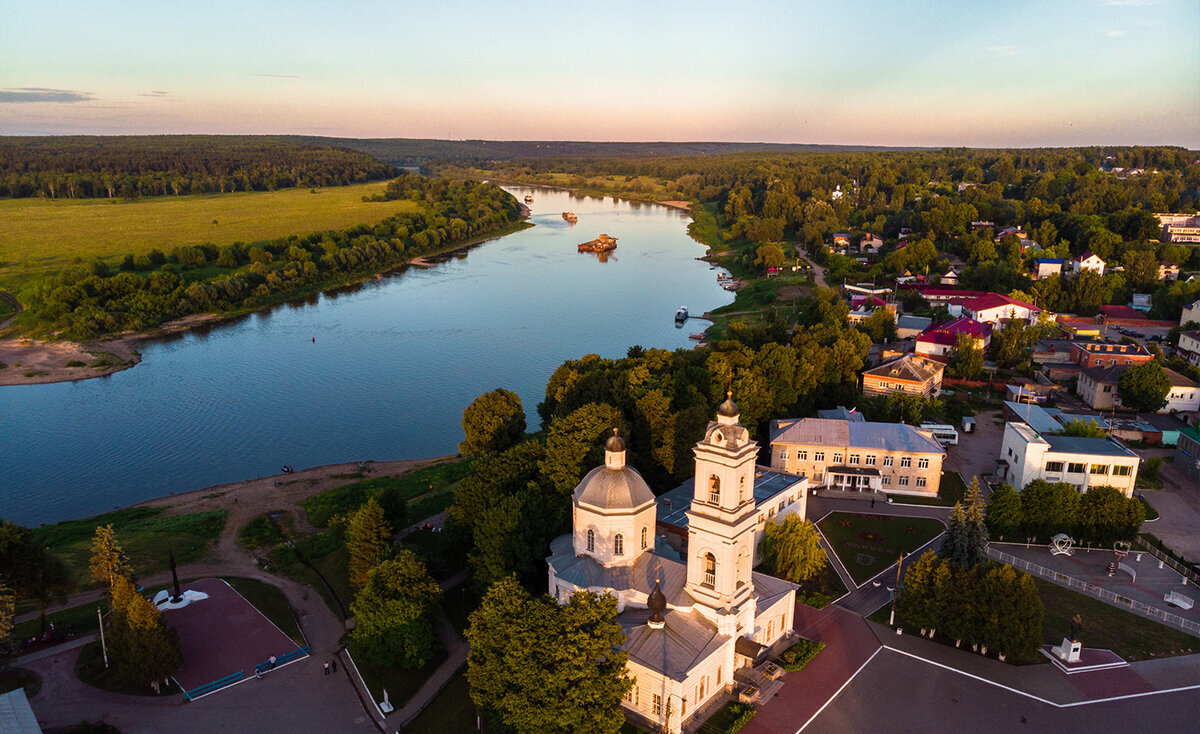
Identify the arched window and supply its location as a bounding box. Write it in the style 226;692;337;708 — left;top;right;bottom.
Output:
614;533;624;555
703;553;717;588
738;476;747;503
641;527;648;549
737;549;749;587
709;474;721;504
586;529;594;552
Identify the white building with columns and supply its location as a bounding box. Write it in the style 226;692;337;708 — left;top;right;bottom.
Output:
546;396;798;733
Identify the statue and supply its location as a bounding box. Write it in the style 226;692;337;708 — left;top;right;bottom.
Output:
169;550;183;603
1069;614;1081;642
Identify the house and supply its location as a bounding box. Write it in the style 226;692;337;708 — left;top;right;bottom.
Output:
1159;262;1181;281
940;268;959;286
0;689;41;734
997;422;1139;497
970;220;996;230
1131;293;1153;312
896;314;932;339
1070;252;1106;276
832;233;851;248
817;406;865;422
917;288;989;308
1069;341;1153;369
847;296;891;325
1174;426;1200;479
1076;364;1200;413
994;226;1027;243
769;418;945;497
1177;330;1200;366
915;317;992;357
1032;258;1063;280
547;397;798;734
832;185;845;201
1180;299;1200;326
962;293;1042;325
859;234;883;254
861;354;945;398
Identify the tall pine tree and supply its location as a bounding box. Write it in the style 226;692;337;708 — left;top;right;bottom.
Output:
940;503;971;567
964;478;990;567
346;498;393;591
89;524;132;591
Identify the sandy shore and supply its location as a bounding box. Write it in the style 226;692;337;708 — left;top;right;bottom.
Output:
656;200;694;211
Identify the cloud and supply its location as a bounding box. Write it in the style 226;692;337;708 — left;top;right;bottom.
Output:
0;87;94;103
1106;30;1127;37
138;90;170;97
255;73;299;79
987;46;1018;57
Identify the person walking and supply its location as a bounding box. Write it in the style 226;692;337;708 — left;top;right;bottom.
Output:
323;660;330;676
330;658;337;674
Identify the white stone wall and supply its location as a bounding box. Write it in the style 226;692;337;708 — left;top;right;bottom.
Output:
573;502;657;566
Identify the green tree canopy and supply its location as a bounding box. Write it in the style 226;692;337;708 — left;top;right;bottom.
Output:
107;575;182;693
1117;361;1170;413
350;551;442;669
539;403;622;495
946;332;984;380
1053;419;1108;438
984;483;1022;542
89;524;132;591
0;519;73;631
755;243;786;270
758;516;828;583
459;388;527;457
466;577;631;734
347;497;394;591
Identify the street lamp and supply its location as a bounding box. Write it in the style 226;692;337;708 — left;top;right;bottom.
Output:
888;551;905;626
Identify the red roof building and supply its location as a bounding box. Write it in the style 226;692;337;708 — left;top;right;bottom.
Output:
915;317;993;357
962;293;1042;325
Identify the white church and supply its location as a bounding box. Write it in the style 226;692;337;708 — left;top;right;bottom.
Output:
547;395;801;732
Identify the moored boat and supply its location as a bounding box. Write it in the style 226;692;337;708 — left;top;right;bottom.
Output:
675;306;688;322
578;234;618;253
562;211;578;222
524;195;534;203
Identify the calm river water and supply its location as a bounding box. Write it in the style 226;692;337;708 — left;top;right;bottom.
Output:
0;187;732;525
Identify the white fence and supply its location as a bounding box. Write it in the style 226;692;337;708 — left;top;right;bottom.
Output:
987;546;1200;637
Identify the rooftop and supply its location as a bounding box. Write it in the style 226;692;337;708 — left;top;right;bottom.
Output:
769;417;945;454
964;293;1040;313
916;317;992;345
1043;434;1138;458
817;405;866;422
656;467;806;530
862;354;944;383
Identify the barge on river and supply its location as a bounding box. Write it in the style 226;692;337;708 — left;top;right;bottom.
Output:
578;234;617;253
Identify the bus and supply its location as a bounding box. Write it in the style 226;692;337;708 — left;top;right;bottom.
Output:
919;423;959;446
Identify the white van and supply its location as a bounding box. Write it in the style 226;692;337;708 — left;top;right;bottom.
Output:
919;423;959;446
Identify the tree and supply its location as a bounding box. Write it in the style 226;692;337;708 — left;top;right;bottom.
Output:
991;318;1037;368
758;516;827;583
857;308;896;343
985;483;1022;542
539;403;621;495
940;503;971;567
466;577;631;734
1020;480;1079;542
0;519;73;632
460;388;527;457
946;332;983;380
1117;361;1170;413
896;550;938;635
346;498;393;591
755;243;786;270
963;479;989;568
350;552;442;668
107;575;182;693
0;583;14;655
1076;486;1144;546
1053;419;1108;438
1122;249;1159;291
89;524;132;591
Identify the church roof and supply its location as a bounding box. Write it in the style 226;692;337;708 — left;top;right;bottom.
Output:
547;535;694;605
572;463;656;514
656;467;806;530
619;608;730;682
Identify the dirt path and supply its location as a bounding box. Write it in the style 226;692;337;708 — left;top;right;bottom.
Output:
795;246;828;288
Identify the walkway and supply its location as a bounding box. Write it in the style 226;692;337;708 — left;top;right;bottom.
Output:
793;247;827;288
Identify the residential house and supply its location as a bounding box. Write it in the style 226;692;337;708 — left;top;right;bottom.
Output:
970;221;995;231
994;226;1027;243
1180;299;1200;326
1177;330;1200;366
769;418;945;497
1076;363;1200;413
915;317;992;357
997;422;1139;497
940;268;960;286
1174;426;1200;480
1069;341;1153;369
962;293;1042;326
917;288;988;308
1032;258;1063;280
861;354;945;398
832;233;851;248
1070;252;1106;276
1158;262;1181;281
896;314;932;339
859;234;883;254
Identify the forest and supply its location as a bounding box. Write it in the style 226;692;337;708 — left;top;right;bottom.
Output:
12;173;522;338
0;136;395;199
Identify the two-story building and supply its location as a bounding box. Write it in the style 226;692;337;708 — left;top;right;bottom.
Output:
962;293;1042;325
1070;341;1153;369
1076;364;1199;413
1177;330;1200;366
768;418;945;498
1070;252;1106;276
915;317;992;357
1032;258;1063;280
997;422;1139;497
1180;300;1200;326
861;354;944;398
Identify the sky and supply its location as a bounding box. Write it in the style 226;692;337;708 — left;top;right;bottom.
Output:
1;0;1197;147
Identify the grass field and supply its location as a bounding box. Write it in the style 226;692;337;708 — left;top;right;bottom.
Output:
817;512;946;585
0;181;418;278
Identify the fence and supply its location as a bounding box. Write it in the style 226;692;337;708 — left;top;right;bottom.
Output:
183;671;244;701
1134;537;1200;585
255;645;311;674
987;547;1200;636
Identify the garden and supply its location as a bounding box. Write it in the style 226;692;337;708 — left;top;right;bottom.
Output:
816;512;946;585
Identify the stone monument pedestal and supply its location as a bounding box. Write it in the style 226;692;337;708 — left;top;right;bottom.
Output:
1050;637;1081;663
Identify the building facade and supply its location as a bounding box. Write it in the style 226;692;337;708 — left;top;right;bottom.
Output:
915;317;992;358
962;293;1042;325
997;422;1139;497
1070;341;1153;369
861;354;944;398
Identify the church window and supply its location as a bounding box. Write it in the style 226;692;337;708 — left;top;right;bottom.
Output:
703;553;717;588
614;533;624;555
652;693;662;715
709;474;721;504
641;527;648;549
586;529;594;552
739;476;746;503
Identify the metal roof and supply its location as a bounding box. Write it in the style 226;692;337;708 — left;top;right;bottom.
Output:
770;418;945;455
1042;434;1137;458
656;467;806;530
0;690;41;734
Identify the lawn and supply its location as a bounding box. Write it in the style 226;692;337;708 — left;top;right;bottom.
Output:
0;182;417;278
403;670;477;734
33;507;226;585
1033;577;1198;660
303;459;472;527
789;561;849;609
0;668;41;697
14;598;107;641
269;531;353;620
348;642;447;713
816;512;946;585
223;576;306;646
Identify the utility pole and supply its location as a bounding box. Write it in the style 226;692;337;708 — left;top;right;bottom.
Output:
889;551;905;626
98;606;108;668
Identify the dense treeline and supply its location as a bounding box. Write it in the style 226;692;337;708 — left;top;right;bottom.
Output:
0;136;395;199
17;174;520;337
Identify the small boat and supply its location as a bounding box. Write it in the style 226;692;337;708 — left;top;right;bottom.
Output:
562;211;578;222
524;195;533;203
675;306;688;322
578;234;618;253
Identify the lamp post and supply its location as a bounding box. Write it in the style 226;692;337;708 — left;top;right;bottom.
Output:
888;551;905;626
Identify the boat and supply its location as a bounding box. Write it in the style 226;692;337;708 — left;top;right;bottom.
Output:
675;306;688;322
562;211;578;222
578;234;618;253
524;195;533;203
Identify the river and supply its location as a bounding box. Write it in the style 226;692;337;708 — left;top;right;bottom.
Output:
0;187;732;526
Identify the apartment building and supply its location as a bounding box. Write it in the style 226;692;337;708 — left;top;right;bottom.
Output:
861;354;944;398
997;422;1139;497
1069;341;1153;369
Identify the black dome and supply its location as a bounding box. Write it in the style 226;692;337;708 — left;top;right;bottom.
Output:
717;391;739;417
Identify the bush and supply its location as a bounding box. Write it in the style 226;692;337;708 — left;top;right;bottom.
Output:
238;515;283;549
778;639;825;671
1142;457;1162;481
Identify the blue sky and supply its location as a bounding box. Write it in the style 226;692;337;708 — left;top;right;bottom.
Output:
1;0;1197;146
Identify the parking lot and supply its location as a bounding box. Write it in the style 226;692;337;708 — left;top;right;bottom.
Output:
943;408;1005;494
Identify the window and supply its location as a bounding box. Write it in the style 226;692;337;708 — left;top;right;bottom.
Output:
900;457;912;468
1113;465;1132;476
898;476;910;486
916;477;927;488
709;474;721;504
703;553;717;588
882;456;894;467
1090;464;1108;475
1103;385;1112;393
641;527;648;549
779;449;787;460
866;454;876;466
778;501;785;515
652;693;662;715
1046;461;1064;473
917;458;929;469
797;450;808;460
832;453;843;464
739;476;747;503
625;680;636;702
586;529;594;552
849;454;860;465
1067;462;1086;474
614;533;624;555
814;451;825;462
881;476;891;486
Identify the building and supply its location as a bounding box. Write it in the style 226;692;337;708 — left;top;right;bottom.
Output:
0;690;42;734
1070;252;1106;276
1177;330;1200;366
861;354;945;398
1076;364;1200;413
1180;299;1200;326
859;234;883;254
997;422;1139;497
1155;212;1200;243
1032;258;1063;280
1131;293;1153;313
896;314;932;339
940;268;959;286
916;288;989;308
656;467;809;552
1069;341;1153;369
994;226;1027;243
915;317;992;357
547;398;797;733
1159;262;1181;281
1174;426;1200;480
962;293;1042;325
769;417;945;497
817;405;865;422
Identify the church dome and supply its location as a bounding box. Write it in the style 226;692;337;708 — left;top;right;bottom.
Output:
573;463;655;512
717;391;739;418
605;429;626;452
